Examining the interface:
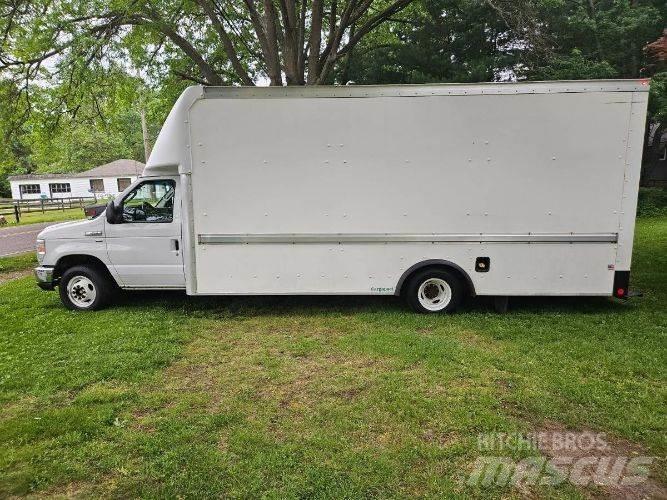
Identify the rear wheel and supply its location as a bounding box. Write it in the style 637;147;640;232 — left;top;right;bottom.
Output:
59;265;112;311
405;269;463;314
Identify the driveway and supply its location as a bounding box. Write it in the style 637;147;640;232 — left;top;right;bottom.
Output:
0;222;67;257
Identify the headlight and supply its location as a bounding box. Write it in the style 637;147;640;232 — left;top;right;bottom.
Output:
36;239;46;262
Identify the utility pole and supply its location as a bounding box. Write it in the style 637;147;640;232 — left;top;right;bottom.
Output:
136;69;152;162
140;105;152;162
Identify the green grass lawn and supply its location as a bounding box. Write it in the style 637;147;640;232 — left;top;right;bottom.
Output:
1;207;86;227
0;218;665;498
0;253;37;275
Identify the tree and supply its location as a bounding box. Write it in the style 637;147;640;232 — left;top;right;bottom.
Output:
642;30;667;183
0;78;34;196
0;0;416;88
342;0;518;85
646;29;667;64
0;67;155;197
482;0;666;80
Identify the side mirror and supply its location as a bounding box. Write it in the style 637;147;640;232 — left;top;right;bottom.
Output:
105;199;121;224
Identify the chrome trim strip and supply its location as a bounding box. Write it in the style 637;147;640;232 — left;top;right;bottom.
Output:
198;233;618;244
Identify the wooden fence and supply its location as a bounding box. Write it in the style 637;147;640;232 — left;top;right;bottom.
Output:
0;197;97;224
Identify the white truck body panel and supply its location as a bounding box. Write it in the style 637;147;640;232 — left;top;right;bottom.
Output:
141;81;647;296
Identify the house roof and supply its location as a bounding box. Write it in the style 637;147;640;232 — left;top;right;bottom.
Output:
8;159;145;181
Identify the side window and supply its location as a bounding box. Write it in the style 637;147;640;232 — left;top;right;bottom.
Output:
117;177;131;191
90;179;104;192
20;184;41;195
49;183;71;194
121;180;175;223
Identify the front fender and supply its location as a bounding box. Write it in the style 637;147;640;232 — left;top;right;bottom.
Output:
43;239;122;287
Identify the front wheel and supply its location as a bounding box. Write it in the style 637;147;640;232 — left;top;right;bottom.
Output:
405;269;463;314
59;265;112;311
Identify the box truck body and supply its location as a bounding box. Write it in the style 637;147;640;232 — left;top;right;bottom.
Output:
34;80;649;312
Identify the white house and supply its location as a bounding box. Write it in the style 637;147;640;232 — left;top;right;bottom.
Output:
8;159;144;200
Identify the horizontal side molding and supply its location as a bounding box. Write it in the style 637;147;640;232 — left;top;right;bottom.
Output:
198;233;619;244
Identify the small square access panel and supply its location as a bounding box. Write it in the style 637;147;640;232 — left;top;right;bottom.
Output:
475;257;490;273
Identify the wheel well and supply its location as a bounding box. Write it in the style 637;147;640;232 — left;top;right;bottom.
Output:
396;260;475;297
54;255;116;284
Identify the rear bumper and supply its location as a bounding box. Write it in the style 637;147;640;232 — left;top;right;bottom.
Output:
34;266;55;290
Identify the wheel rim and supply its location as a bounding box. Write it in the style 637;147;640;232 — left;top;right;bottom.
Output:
67;275;97;308
417;278;452;312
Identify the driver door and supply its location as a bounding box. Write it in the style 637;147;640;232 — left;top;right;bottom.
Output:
105;177;185;288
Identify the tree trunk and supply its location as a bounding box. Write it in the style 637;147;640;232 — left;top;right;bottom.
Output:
140;107;152;162
641;122;665;186
306;0;323;84
262;0;284;85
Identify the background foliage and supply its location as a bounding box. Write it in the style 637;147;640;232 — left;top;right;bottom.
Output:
0;0;665;197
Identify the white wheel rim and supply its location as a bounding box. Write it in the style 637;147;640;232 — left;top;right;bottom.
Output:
67;275;97;308
417;278;452;311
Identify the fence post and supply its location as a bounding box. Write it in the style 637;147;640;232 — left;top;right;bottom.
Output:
40;198;45;214
14;203;19;224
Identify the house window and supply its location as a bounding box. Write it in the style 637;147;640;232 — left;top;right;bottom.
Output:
117;177;131;191
49;183;71;194
89;179;105;192
19;184;41;195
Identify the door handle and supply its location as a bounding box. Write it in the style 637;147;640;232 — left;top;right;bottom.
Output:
171;239;180;251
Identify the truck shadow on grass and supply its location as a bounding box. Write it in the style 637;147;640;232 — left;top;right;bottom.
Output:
111;289;633;317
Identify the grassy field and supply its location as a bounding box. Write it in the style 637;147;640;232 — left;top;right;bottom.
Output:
0;218;665;498
0;253;37;274
1;207;86;227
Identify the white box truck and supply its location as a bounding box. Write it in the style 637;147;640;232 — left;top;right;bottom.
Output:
34;80;649;313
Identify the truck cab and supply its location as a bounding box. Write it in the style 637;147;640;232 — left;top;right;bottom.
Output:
34;175;184;310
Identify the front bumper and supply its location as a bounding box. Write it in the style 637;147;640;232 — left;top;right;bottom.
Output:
34;266;56;290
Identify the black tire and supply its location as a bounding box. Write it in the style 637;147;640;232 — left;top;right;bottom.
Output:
58;265;112;311
404;268;464;314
